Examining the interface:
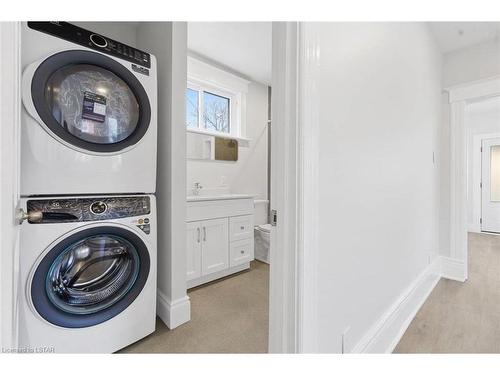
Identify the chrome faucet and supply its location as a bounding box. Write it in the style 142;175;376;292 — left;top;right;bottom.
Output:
193;182;203;195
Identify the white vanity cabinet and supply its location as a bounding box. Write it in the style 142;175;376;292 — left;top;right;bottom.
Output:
186;195;254;288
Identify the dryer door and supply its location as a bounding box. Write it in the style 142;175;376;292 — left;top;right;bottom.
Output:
26;50;151;153
31;226;150;328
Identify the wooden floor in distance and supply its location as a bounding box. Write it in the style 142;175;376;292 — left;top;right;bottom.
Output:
395;232;500;353
119;260;269;353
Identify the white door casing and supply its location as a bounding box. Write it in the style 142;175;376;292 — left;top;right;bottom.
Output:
0;22;21;351
481;138;500;233
469;132;500;233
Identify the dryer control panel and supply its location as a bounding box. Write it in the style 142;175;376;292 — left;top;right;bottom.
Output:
28;21;151;68
26;196;151;224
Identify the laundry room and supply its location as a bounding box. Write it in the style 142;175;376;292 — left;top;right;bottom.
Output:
3;21;273;354
6;1;500;373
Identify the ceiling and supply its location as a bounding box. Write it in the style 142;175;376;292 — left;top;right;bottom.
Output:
187;22;272;85
429;22;500;53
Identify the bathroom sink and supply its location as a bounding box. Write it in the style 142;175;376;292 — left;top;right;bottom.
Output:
186;194;254;202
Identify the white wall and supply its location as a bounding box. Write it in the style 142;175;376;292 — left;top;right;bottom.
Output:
0;22;21;351
310;22;442;352
136;22;191;329
443;40;500;88
466;97;500;232
186;81;269;200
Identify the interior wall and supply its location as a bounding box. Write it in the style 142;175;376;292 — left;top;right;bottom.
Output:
186;80;269;200
466;97;500;231
311;22;442;352
136;22;190;329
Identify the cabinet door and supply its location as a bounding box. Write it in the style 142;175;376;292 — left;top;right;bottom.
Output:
186;221;202;281
201;218;229;275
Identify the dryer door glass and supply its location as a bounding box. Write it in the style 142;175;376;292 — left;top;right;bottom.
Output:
45;64;139;145
46;234;140;315
30;50;151;153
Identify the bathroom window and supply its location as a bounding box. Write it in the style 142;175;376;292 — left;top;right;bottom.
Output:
186;87;231;134
186;57;249;139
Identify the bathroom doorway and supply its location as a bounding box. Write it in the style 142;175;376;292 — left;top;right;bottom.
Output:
123;21;282;353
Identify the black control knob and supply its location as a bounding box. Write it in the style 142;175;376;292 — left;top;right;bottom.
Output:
90;201;108;215
90;34;107;48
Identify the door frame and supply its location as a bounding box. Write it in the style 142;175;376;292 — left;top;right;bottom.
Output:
479;137;500;234
445;75;500;282
0;21;22;351
268;22;320;353
469;132;500;233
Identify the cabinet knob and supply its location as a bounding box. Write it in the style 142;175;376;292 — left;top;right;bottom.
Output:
240;226;245;230
240;250;245;254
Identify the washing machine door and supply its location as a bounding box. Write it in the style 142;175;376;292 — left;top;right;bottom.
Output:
26;50;151;153
31;226;150;328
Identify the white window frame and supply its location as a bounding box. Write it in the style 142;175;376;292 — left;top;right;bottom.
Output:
187;56;249;140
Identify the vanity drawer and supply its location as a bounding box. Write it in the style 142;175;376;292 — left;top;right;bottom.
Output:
229;215;254;241
230;238;254;267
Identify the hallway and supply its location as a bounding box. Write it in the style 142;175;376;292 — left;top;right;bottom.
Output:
395;233;500;353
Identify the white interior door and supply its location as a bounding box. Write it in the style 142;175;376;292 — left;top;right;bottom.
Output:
481;137;500;233
0;22;21;350
201;218;228;275
186;222;202;281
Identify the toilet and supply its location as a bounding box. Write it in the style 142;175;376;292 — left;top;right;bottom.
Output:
254;200;271;264
254;224;271;264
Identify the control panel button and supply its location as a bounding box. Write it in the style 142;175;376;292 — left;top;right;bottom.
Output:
90;201;108;215
90;33;108;48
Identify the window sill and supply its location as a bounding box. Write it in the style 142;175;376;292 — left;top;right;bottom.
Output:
186;128;251;144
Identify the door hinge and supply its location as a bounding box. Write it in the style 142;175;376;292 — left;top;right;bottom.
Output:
481;146;483;152
480;182;483;188
270;209;277;226
480;218;483;224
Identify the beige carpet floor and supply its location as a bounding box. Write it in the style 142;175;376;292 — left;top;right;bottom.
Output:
394;232;500;353
119;260;269;353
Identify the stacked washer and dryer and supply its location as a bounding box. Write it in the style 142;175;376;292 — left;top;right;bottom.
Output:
17;22;158;353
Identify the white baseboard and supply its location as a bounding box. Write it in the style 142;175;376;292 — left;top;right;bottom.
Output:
468;223;481;233
186;262;250;289
156;290;191;329
441;256;467;282
351;258;442;353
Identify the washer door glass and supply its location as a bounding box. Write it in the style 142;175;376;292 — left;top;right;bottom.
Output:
46;234;140;315
45;64;139;144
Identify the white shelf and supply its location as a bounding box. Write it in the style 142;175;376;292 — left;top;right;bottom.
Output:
186;128;251;143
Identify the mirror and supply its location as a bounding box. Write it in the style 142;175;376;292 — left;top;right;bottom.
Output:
187;132;238;161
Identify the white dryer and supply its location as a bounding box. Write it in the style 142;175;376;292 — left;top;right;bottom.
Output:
21;22;157;196
18;194;156;353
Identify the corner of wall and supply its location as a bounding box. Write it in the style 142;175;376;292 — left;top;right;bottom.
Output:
157;291;191;329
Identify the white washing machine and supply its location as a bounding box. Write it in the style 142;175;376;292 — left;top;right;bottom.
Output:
21;22;157;196
18;194;156;353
